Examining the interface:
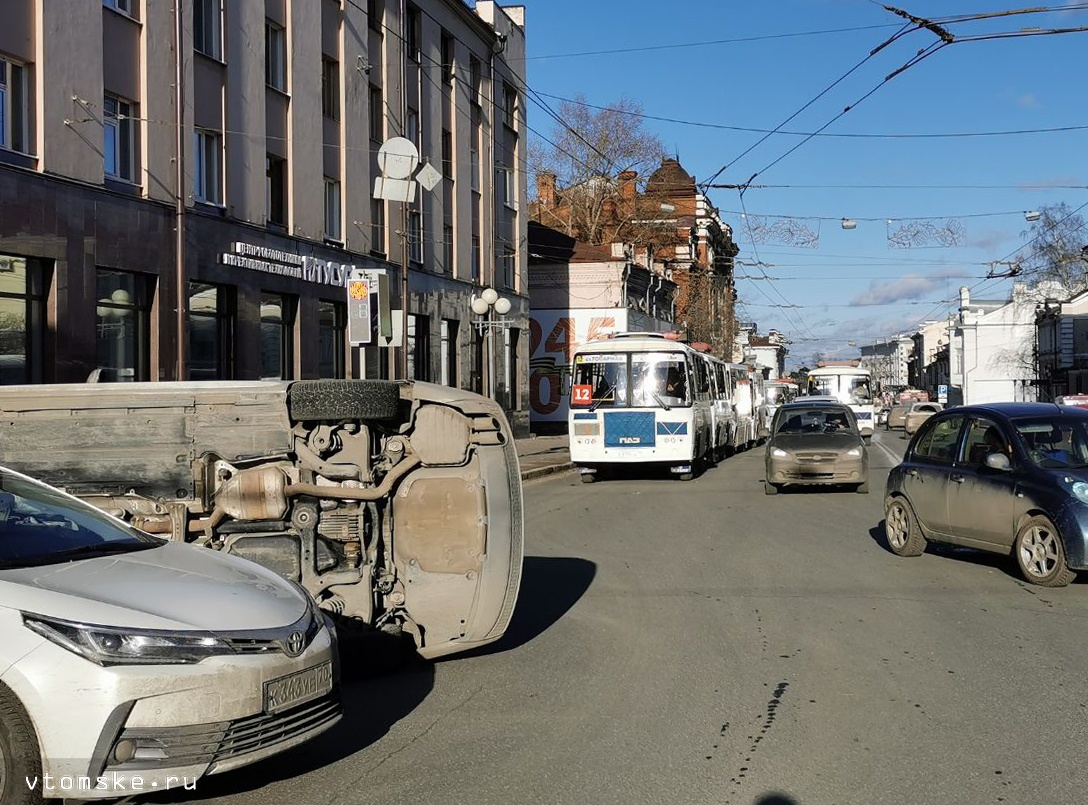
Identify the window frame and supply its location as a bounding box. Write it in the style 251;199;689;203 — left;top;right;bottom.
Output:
321;57;340;119
405;4;421;64
265;20;287;92
266;154;287;227
193;129;222;205
408;209;423;265
259;292;296;381
0;57;29;155
103;0;133;16
187;281;235;381
911;413;965;466
318;300;347;378
103;94;136;183
95;268;151;383
0;254;47;386
193;0;223;61
324;177;342;242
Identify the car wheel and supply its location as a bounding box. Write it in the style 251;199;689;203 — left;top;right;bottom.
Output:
1014;515;1076;587
287;379;402;421
764;480;779;495
884;496;926;556
856;481;869;494
580;473;596;484
0;686;43;805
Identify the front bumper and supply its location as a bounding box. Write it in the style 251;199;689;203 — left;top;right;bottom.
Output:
767;456;867;486
2;617;339;799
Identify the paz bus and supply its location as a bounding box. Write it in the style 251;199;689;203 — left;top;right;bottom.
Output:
568;332;715;481
804;363;876;440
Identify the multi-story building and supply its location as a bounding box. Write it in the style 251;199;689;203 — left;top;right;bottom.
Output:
0;0;529;430
1036;287;1088;400
747;329;788;379
858;335;913;391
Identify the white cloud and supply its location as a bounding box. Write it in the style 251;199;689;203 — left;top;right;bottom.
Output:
850;271;963;306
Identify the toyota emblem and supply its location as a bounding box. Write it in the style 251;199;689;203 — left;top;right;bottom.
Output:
285;630;305;657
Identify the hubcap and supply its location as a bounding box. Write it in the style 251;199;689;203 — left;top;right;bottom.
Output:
887;504;908;549
1021;525;1059;578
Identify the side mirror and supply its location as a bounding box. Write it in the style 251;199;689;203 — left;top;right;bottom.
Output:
985;452;1012;471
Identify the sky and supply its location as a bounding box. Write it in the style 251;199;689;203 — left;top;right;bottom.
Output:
514;0;1088;369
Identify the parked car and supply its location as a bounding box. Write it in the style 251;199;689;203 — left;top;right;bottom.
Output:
884;402;1088;586
764;400;869;495
886;404;911;430
0;379;524;663
904;402;944;435
0;463;340;799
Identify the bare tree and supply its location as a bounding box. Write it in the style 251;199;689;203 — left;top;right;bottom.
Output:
1017;202;1088;292
530;95;666;245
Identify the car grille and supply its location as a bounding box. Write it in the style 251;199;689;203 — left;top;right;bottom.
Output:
110;693;341;771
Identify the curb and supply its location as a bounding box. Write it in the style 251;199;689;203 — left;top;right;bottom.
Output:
520;462;576;482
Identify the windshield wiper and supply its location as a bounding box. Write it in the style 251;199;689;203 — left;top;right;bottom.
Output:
589;385;615;412
49;542;156;561
650;390;672;411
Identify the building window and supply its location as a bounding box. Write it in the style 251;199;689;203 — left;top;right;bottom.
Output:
443;222;454;274
103;0;133;13
103;95;136;182
441;128;453;178
266;154;286;227
405;106;419;148
0;254;47;385
193;129;222;204
367;0;382;32
260;292;295;380
407;314;429;381
266;21;287;91
405;4;421;63
369;83;383;142
193;0;222;60
471;235;481;282
440;318;458;387
441;31;454;84
95;269;150;382
371;198;385;255
188;282;234;381
502;82;517;129
499;250;515;290
0;58;29;154
469;139;479;192
318;300;346;378
469;56;481;106
324;178;341;241
321;57;339;119
498;165;516;209
408;209;423;264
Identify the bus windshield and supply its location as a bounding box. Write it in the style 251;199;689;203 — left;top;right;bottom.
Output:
570;351;690;409
809;375;872;406
766;385;796;406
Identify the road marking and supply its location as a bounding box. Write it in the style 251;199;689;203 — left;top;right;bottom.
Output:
873;434;905;466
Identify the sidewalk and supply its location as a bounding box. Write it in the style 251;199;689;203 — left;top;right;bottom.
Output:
514;434;574;481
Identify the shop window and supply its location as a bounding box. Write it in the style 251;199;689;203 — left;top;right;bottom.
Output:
103;95;136;182
260;292;295;380
188;281;234;380
440;318;457;387
0;57;29;154
266;21;287;91
407;313;429;381
193;129;222;204
318;300;346;378
194;0;223;60
95;269;151;382
0;254;47;385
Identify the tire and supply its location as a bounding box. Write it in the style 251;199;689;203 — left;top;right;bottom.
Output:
288;379;401;421
764;480;779;495
0;685;43;805
1014;515;1076;587
580;473;596;484
856;481;869;494
884;496;926;556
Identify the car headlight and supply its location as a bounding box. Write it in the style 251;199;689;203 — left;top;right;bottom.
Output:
22;614;232;666
771;448;789;458
845;447;862;457
1070;481;1088;504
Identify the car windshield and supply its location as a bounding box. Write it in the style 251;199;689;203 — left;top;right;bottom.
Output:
775;407;857;435
766;386;795;406
1012;418;1088;469
0;469;161;569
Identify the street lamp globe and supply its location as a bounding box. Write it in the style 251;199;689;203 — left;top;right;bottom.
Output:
481;287;499;305
494;297;512;315
471;296;490;316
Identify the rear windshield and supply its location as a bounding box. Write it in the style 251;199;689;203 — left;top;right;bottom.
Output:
775;407;858;435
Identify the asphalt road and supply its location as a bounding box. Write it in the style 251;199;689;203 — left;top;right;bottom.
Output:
157;428;1088;805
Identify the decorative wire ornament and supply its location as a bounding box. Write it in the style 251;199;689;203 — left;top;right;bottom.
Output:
886;218;966;249
742;215;820;249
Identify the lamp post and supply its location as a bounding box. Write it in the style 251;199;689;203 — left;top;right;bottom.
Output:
471;287;512;400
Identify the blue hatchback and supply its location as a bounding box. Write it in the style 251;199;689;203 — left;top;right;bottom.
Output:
884;402;1088;587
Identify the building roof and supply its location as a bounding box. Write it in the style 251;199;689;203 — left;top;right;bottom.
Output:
646;158;695;194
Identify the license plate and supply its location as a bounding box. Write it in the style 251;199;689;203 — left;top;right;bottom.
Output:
264;662;334;715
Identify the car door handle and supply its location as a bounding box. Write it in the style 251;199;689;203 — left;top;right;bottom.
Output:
951;475;965;484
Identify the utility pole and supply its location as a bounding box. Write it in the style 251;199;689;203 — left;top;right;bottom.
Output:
173;0;186;380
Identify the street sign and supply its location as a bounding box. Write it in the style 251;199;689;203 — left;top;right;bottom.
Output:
373;137;419;203
347;268;398;346
938;384;948;403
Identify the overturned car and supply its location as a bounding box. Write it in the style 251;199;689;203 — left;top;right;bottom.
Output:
0;379;523;660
